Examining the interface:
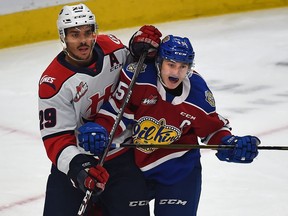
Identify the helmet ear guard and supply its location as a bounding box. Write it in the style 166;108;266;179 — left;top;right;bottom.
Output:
57;3;98;49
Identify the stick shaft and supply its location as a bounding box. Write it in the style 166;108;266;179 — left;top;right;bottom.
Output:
77;190;92;216
118;143;288;150
99;52;147;165
77;52;147;215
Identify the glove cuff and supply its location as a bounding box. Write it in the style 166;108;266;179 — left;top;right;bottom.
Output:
67;154;98;185
128;31;137;58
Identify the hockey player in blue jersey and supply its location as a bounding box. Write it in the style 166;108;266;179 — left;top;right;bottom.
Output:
78;34;260;215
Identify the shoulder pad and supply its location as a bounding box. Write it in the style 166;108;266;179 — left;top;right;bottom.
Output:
125;62;147;73
96;34;125;55
39;56;74;99
189;71;216;112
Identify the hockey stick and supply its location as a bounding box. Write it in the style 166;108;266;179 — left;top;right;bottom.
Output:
77;52;147;216
115;143;288;150
99;52;147;165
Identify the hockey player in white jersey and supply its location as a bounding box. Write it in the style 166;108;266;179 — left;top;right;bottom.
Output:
38;3;161;215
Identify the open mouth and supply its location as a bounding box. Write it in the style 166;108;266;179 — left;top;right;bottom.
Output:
169;76;179;83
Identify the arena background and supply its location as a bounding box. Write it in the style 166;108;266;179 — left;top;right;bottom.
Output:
1;0;288;49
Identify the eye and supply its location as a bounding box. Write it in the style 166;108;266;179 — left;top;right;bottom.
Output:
71;33;79;39
84;30;93;37
167;62;175;67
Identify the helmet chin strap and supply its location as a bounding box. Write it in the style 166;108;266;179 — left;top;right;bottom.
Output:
64;49;93;63
155;61;167;88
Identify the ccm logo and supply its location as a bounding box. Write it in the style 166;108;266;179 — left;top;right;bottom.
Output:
180;112;196;120
129;200;149;207
159;199;187;205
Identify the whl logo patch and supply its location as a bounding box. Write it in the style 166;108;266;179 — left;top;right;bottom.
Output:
141;95;157;105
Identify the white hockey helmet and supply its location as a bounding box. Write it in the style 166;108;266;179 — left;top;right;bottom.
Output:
57;3;98;48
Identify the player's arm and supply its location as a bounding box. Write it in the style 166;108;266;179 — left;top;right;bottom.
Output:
39;71;109;193
77;69;138;156
198;112;260;163
191;73;260;163
39;96;109;194
39;88;79;170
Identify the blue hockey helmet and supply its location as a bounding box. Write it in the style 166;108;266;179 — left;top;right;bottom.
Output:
157;35;195;65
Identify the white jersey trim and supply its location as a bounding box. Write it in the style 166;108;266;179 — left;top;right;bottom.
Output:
201;126;231;144
140;150;188;172
57;145;82;174
109;98;134;120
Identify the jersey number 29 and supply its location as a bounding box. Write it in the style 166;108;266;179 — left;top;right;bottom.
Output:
39;108;56;130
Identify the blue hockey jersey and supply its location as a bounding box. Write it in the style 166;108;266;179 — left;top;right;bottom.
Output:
96;60;232;185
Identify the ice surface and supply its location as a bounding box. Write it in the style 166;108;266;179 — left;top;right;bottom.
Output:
0;7;288;216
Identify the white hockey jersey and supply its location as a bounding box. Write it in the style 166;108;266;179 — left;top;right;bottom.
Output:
38;34;128;174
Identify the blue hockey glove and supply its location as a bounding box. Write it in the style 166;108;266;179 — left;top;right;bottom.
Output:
78;122;108;156
216;135;260;163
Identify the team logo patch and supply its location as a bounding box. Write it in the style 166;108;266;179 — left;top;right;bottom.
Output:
74;82;88;102
126;62;146;73
132;117;181;153
39;75;56;89
205;90;215;107
141;95;158;105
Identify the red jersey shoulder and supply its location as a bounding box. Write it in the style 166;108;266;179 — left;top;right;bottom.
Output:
96;34;125;54
39;56;75;99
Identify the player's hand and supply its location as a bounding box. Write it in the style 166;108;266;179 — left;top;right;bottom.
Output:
216;135;260;163
68;154;109;195
78;122;108;156
129;25;162;59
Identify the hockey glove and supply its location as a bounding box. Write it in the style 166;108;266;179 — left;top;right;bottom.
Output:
68;154;109;195
216;135;260;163
129;25;162;59
78;122;108;156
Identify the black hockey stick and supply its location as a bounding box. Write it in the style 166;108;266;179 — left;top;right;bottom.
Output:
98;52;147;165
115;143;288;150
77;51;147;216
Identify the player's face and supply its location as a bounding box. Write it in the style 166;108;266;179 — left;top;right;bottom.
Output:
65;25;96;61
160;59;189;89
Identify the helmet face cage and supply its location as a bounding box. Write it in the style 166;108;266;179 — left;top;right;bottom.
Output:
57;3;98;48
157;35;195;66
